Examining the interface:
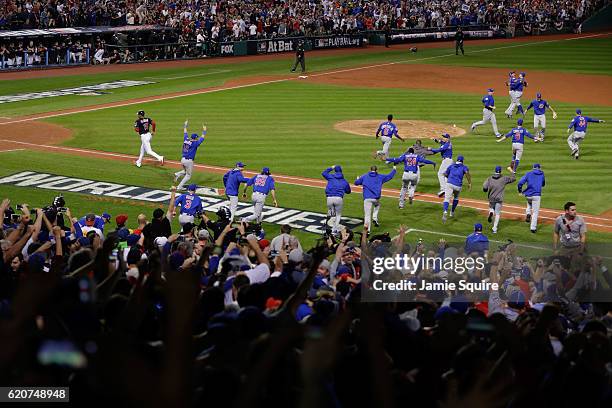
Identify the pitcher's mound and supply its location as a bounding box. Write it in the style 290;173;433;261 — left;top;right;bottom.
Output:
334;119;466;139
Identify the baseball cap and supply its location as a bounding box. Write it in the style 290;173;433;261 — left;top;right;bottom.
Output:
85;213;95;226
334;165;342;172
258;238;270;250
442;133;450;139
520;72;526;76
137;110;145;116
487;88;494;92
319;259;331;270
198;229;210;240
116;214;128;225
517;118;523;125
533;163;541;169
235;161;245;168
288;248;304;263
576;108;582;114
474;223;483;231
187;184;197;191
127;234;140;246
457;155;464;162
495;165;502;173
102;212;111;222
262;167;270;175
191;133;199;139
536;92;542;98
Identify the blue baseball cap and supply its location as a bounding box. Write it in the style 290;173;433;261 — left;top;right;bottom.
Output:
576;108;582;114
77;236;90;247
457;155;464;162
517;118;523;125
191;133;199;139
474;223;483;231
442;133;450;139
533;163;541;169
235;161;245;168
102;212;111;221
536;92;542;98
187;184;197;191
520;72;526;76
487;88;494;92
495;165;502;173
262;167;270;175
334;165;342;172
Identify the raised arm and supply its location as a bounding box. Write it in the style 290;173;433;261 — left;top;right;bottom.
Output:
322;167;333;180
382;167;397;182
167;186;177;220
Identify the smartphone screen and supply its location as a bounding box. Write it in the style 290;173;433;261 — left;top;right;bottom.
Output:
37;340;87;368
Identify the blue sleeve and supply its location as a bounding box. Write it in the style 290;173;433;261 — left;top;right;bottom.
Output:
504;130;512;138
222;172;229;187
195;198;203;212
463;165;469;174
344;181;351;194
586;117;600;123
354;176;363;186
184;132;188;140
240;174;250;183
94;217;105;231
175;196;183;207
375;124;381;136
526;101;533;111
444;166;451;177
525;130;535;139
246;176;255;186
386;155;403;164
418;157;435;166
196;137;205;146
73;222;83;238
322;167;332;180
269;178;275;190
78;216;86;226
542;175;545;187
382;168;397;182
517;175;527;192
568;118;576;129
393;126;399;137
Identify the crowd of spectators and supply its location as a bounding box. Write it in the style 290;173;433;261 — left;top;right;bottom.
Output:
0;0;607;40
1;190;611;405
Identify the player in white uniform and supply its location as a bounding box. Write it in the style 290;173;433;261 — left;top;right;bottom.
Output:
134;110;164;167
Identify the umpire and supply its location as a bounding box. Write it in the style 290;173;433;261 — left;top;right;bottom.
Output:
291;40;305;73
455;27;465;55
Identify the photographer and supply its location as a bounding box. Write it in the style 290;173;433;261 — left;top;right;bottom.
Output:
199;206;231;242
553;201;587;257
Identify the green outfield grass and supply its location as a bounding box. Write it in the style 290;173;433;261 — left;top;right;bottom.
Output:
1;34;610;117
1;34;612;247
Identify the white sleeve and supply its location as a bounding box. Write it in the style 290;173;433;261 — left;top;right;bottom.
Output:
246;263;270;284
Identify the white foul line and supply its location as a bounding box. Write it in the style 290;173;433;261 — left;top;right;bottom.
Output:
0;148;24;153
0;32;609;126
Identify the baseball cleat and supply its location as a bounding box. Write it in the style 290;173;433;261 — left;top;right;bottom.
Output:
449;212;454;218
525;214;531;223
135;161;141;168
437;190;445;198
160;156;164;166
470;124;476;132
570;149;578;157
574;154;579;160
495;133;502;138
409;197;413;205
530;229;537;234
492;229;497;234
398;205;404;210
373;220;380;228
442;212;447;223
488;212;493;223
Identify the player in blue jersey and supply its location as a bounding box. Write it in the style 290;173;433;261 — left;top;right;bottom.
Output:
374;114;405;160
242;167;278;224
355;165;397;228
470;88;502;138
442;155;471;223
525;92;557;141
504;71;527;118
427;133;453;197
567;108;605;159
386;147;436;207
223;162;249;221
518;164;545;233
174;120;207;190
322;165;351;234
496;118;540;173
174;184;203;226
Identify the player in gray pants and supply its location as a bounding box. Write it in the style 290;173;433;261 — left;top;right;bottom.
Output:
482;165;516;233
518;163;545;233
175;121;206;190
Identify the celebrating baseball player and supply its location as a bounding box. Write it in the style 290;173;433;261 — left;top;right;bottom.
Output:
322;165;351;235
483;166;516;234
442;155;471;223
386;147;436;207
354;164;397;228
504;71;527;118
223;162;249;221
518;163;545;233
567;108;605;159
470;88;502;138
496;118;540;174
525;92;557;141
374;114;404;160
174;184;203;226
134;110;164;168
241;167;278;224
174;120;206;190
427;133;453;197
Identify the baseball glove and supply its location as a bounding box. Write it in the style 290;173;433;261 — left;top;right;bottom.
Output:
552;112;557;119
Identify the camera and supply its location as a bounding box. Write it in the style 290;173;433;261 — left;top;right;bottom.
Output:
57;207;68;213
11;214;21;223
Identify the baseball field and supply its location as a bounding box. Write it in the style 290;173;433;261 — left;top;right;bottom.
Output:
1;32;611;248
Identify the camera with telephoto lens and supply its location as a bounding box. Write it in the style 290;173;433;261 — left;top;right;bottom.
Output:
57;207;68;213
